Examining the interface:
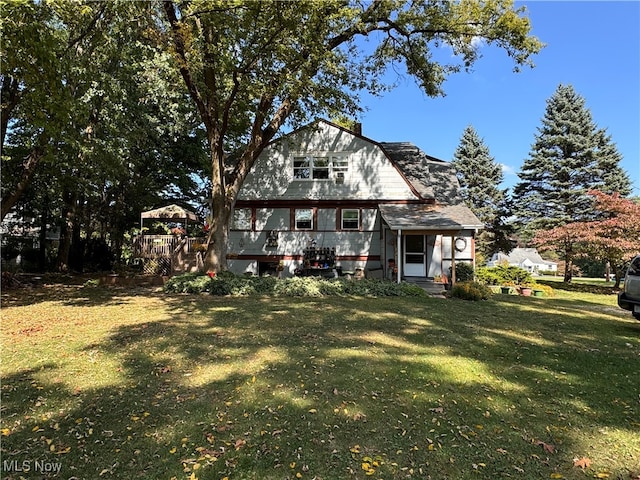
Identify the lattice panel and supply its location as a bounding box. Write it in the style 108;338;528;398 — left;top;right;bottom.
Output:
143;257;171;276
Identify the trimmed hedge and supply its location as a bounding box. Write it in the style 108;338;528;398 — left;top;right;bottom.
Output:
164;273;427;298
476;265;533;286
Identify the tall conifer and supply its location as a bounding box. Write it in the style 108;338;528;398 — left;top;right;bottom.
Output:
513;84;632;281
452;125;512;258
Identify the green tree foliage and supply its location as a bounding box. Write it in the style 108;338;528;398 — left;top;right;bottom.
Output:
2;1;207;271
451;125;512;258
513;84;632;282
159;0;543;272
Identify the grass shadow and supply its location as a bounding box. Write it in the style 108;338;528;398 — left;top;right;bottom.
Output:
1;290;638;479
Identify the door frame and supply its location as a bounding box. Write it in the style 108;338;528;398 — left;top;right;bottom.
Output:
403;234;426;277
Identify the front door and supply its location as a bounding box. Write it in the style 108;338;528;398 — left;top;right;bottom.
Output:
404;235;425;277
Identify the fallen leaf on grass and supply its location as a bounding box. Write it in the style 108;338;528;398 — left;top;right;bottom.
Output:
536;440;555;454
573;457;591;469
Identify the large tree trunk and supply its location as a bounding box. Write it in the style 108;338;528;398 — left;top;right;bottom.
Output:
563;259;573;283
203;144;232;272
38;198;49;271
56;190;78;272
562;238;574;283
203;211;230;272
1;143;46;221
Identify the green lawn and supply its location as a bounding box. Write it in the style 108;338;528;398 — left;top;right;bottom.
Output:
1;283;639;479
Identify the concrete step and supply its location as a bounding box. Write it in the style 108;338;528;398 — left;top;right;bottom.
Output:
404;277;447;296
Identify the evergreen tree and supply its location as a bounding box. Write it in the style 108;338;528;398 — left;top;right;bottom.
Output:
452;125;512;259
513;84;632;281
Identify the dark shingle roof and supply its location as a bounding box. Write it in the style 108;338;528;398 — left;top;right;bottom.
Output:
379;203;483;231
378;142;463;204
378;142;482;231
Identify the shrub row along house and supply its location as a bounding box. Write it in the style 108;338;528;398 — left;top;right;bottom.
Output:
226;119;482;282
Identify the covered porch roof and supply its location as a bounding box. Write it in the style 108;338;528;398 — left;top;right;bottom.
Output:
141;204;199;222
379;203;483;232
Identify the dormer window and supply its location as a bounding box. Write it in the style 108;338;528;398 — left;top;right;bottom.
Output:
293;154;349;181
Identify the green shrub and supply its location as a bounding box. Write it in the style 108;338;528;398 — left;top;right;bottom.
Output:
164;273;427;298
274;277;323;297
451;281;493;301
533;283;555;297
164;272;208;293
476;265;533;286
450;262;474;282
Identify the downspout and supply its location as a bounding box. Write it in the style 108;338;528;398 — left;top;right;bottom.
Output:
472;230;477;280
450;234;456;285
396;229;402;283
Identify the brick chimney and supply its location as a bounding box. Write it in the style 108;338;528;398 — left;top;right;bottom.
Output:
352;122;362;136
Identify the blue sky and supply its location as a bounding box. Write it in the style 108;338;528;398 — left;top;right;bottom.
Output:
358;1;640;196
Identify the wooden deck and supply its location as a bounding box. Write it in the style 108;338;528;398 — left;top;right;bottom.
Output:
133;235;206;274
133;235;206;258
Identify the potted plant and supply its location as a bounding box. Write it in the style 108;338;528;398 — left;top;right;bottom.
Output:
519;282;534;296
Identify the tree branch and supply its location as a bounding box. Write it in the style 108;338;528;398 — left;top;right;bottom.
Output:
1;136;47;221
163;0;211;129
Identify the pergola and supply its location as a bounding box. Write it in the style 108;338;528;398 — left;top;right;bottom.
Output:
140;204;200;233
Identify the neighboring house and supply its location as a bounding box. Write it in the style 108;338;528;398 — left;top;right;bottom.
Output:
487;248;558;274
227;119;483;281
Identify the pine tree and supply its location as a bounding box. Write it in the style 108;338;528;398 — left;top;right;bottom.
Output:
592;129;632;195
452;125;511;259
513;84;632;281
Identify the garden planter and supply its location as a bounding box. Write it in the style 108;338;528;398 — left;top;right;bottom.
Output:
501;286;511;295
520;287;532;296
533;289;544;297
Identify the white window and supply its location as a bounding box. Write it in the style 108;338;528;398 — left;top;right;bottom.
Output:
293;155;348;181
293;157;311;179
231;208;252;230
295;209;313;230
341;209;360;230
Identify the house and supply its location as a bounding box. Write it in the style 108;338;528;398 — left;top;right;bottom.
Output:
227;119;483;282
487;248;558;274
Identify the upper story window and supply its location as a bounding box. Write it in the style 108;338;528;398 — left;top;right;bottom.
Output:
293;154;348;181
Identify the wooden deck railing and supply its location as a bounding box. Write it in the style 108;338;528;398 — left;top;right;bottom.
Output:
133;235;207;259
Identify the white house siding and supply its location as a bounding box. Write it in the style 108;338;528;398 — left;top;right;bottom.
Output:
438;233;474;278
238;122;418;202
227;206;383;276
389;232;474;279
226;120;481;279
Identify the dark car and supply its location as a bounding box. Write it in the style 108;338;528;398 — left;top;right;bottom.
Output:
618;254;640;321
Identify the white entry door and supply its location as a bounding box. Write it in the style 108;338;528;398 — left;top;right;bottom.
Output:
404;235;425;277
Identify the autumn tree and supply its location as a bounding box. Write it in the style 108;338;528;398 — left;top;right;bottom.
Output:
451;125;512;259
513;84;632;281
159;0;543;272
535;190;640;288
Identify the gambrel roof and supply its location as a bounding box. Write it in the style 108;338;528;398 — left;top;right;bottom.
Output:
260;119;483;232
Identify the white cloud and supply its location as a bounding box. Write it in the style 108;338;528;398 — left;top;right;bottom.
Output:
501;163;517;176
